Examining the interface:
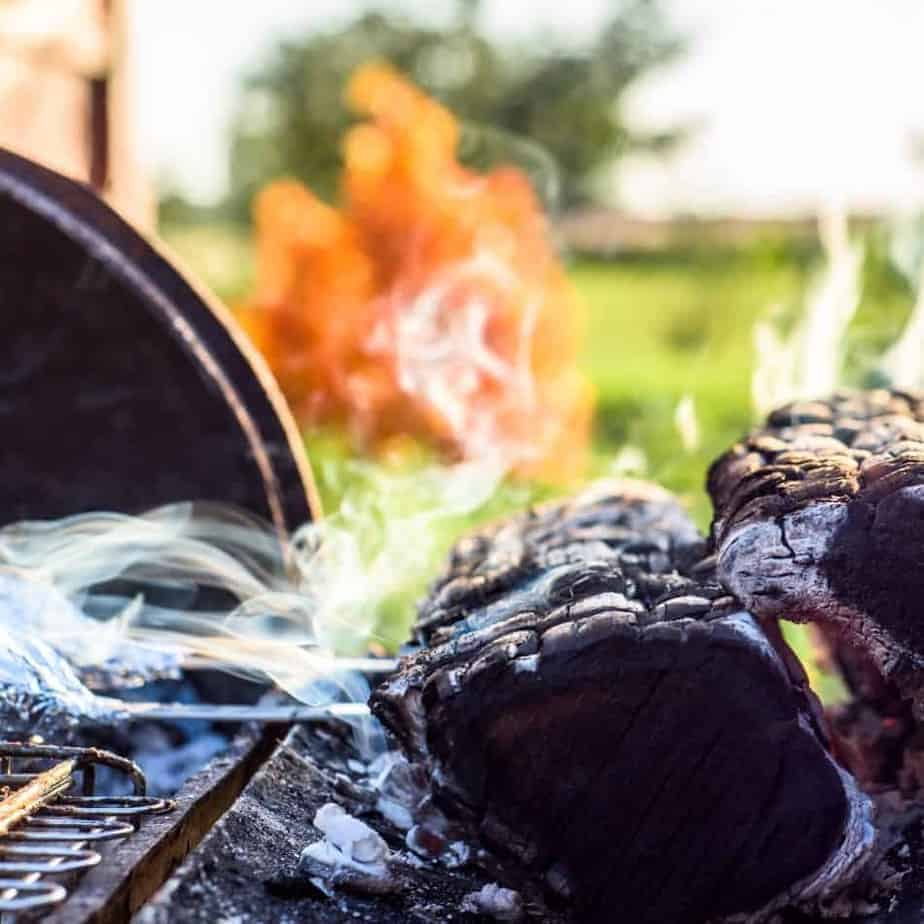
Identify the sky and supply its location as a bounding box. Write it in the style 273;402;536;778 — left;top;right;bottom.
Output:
127;0;924;217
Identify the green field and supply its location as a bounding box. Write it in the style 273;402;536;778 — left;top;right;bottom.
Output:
573;249;812;524
161;222;909;689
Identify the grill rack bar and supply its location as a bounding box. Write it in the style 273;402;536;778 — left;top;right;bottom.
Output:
0;742;174;916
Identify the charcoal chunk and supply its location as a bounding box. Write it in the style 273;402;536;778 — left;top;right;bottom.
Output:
373;481;873;923
708;389;924;708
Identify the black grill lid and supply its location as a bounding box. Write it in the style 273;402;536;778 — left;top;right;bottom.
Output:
0;148;318;537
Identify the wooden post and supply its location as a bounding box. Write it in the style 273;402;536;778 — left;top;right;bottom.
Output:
0;0;153;228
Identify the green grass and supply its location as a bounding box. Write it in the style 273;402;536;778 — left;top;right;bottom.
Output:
572;248;812;527
160;221;255;307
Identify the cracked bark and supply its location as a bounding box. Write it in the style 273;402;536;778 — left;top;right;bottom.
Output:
708;389;924;709
371;480;873;924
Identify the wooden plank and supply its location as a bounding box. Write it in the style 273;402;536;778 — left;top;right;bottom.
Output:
48;728;281;924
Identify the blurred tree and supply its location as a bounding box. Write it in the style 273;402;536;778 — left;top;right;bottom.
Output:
225;0;683;221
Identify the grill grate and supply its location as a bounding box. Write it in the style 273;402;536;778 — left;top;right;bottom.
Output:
0;742;174;916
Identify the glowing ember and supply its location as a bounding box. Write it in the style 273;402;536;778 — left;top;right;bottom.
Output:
241;63;593;482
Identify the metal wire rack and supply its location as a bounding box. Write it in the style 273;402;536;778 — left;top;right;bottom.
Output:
0;742;174;917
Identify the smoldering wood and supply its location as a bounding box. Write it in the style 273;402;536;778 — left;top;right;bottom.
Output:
708;388;924;706
799;618;924;807
372;482;874;924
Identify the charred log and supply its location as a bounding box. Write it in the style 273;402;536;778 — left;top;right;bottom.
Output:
372;482;874;924
707;389;924;710
800;620;924;800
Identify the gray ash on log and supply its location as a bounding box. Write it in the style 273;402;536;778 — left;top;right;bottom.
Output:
413;479;705;649
708;389;924;710
372;481;875;924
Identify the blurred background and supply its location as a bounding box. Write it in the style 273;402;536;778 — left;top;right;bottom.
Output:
4;0;924;663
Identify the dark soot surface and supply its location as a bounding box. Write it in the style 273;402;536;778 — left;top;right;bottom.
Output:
426;627;847;923
0;152;312;529
825;489;924;657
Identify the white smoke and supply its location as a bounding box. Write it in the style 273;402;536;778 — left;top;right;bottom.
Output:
878;216;924;390
752;206;863;416
673;394;700;452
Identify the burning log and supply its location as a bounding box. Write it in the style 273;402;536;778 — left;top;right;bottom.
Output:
372;482;874;924
708;388;924;712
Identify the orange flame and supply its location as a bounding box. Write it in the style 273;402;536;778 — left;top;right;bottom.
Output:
241;63;594;482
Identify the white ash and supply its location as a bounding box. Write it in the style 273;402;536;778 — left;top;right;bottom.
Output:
718;502;924;709
443;839;471;868
298;803;398;896
716;503;845;610
369;751;424;831
512;653;540;674
404;794;469;862
368;750;475;868
405;822;472;867
313;802;388;864
461;883;524;921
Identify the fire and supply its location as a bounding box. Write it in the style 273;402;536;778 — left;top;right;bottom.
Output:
240;63;593;482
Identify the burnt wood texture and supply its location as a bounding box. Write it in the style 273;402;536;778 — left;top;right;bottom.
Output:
708;389;924;710
0;148;318;537
372;481;874;924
